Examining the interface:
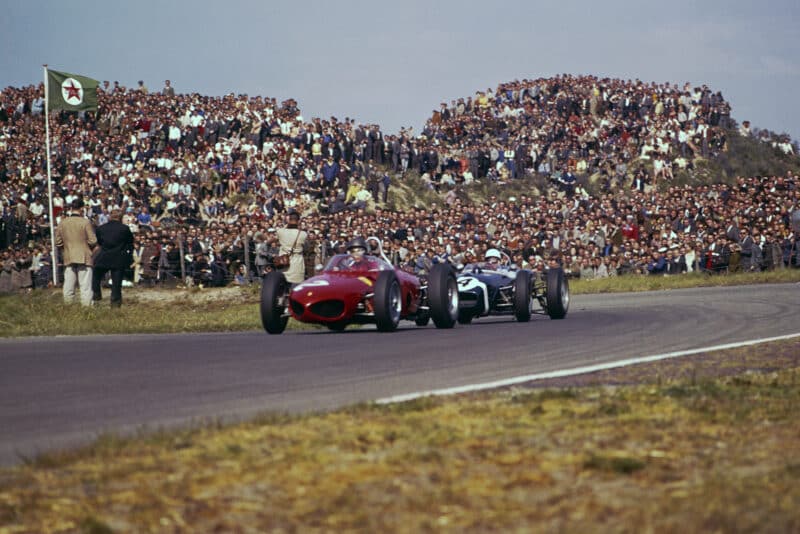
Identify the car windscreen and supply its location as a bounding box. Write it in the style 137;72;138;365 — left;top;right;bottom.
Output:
324;254;392;273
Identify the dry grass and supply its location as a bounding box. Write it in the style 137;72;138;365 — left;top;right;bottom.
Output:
1;339;799;532
0;285;289;338
569;269;800;294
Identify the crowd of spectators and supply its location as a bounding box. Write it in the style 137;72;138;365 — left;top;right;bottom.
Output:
418;74;740;188
0;75;798;294
739;120;797;157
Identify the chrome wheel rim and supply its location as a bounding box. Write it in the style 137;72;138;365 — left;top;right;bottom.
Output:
390;283;401;323
447;279;459;319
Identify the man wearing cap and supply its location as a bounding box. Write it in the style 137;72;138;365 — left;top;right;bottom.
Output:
92;209;135;308
55;198;98;306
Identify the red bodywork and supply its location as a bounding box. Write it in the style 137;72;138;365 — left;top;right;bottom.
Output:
287;254;421;326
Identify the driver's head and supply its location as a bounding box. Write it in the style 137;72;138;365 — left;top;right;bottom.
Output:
485;248;502;266
346;237;368;260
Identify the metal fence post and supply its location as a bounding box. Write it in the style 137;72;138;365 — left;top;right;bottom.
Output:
179;235;186;283
243;232;251;282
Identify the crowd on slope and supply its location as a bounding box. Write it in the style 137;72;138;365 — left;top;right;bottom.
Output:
0;76;798;293
420;73;737;189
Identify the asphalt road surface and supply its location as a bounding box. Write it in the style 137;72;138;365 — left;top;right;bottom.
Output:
1;283;797;465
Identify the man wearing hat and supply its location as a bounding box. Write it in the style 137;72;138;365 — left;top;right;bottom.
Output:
92;209;135;308
55;198;98;306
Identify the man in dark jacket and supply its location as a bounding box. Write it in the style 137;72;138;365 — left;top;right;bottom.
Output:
92;209;134;307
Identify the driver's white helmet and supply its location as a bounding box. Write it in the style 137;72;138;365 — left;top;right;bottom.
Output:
485;248;502;262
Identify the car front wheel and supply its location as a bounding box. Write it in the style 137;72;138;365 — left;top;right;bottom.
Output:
374;271;402;332
457;310;473;324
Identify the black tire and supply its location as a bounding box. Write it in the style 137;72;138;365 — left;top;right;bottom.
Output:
374;271;402;332
427;263;458;329
457;310;473;325
545;267;569;319
260;271;289;334
327;321;348;332
414;310;430;327
513;269;533;322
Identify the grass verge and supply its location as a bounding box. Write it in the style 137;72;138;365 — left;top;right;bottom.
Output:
1;338;798;532
1;270;798;338
569;269;800;294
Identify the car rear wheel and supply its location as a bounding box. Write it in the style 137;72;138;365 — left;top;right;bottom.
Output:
513;269;533;322
427;263;458;328
374;271;402;332
546;267;569;319
260;271;289;334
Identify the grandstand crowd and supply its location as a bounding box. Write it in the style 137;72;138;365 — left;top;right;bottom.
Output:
0;74;798;293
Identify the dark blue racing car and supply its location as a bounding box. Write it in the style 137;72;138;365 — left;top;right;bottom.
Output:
455;249;570;324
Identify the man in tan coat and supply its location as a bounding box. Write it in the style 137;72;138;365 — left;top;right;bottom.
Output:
276;211;307;285
55;198;97;306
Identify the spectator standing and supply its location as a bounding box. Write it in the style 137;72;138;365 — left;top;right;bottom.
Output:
254;231;270;276
277;211;307;285
162;80;175;97
91;209;134;308
55;198;97;306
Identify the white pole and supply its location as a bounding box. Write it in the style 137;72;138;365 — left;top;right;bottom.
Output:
43;64;59;286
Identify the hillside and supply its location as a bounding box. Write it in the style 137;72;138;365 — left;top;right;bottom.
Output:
2;73;798;218
385;128;800;211
377;73;800;210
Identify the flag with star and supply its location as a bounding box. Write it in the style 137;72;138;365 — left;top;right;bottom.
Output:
46;69;99;112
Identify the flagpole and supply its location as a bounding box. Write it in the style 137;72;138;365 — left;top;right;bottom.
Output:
44;64;59;286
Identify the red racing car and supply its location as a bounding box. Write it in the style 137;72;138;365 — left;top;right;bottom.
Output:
260;237;459;333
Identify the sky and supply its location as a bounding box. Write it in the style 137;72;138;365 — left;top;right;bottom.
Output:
3;0;799;141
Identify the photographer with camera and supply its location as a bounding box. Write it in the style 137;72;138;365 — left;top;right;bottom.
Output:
276;211;307;285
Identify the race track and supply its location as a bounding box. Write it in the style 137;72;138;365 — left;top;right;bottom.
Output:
0;283;797;465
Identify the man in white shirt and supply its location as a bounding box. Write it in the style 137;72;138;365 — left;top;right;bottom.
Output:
178;180;192;197
168;124;182;149
166;179;181;197
29;199;45;219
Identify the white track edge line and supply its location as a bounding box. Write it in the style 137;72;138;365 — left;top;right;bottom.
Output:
375;332;800;405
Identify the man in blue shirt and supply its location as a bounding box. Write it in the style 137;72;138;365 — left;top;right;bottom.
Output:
647;249;668;275
137;206;154;231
